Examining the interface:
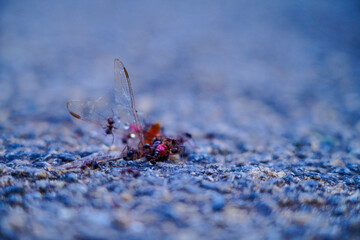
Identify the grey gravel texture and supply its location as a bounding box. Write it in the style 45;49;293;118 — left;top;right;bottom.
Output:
1;1;360;239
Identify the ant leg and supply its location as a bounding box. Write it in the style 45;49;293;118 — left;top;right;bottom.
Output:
183;133;196;148
119;145;128;158
179;146;186;159
107;132;117;152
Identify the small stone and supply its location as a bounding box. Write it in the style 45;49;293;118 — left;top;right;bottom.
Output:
333;205;346;216
3;185;24;196
24;192;42;201
28;152;43;161
33;162;47;168
236;142;248;153
212;194;225;211
346;164;360;173
120;192;133;202
35;170;49;179
113;210;130;228
326;194;343;206
63;173;78;183
4;152;22;161
13;166;35;178
56;153;77;163
0;176;15;187
134;186;154;196
255;202;272;216
6;143;24;150
299;193;324;205
334;167;352;176
7;194;23;205
200;180;232;193
187;152;216;164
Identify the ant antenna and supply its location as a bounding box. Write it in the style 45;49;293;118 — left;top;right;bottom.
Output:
183;132;196;148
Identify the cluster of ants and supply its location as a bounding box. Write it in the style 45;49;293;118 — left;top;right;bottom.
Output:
122;122;192;165
77;122;192;170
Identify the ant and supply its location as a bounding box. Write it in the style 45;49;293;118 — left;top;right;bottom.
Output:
104;117;117;144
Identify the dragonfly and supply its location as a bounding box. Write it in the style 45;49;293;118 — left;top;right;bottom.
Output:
66;59;144;146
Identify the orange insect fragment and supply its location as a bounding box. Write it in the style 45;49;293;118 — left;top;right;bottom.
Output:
144;122;161;144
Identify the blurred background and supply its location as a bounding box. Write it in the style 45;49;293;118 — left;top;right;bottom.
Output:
1;0;360;136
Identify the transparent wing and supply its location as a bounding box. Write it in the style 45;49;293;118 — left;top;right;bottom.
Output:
66;97;119;128
114;59;132;113
113;59;144;145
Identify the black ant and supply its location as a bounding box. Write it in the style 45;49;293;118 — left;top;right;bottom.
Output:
104;117;117;144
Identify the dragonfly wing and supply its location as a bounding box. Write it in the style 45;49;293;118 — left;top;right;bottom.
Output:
113;59;144;144
114;59;132;112
66;97;113;128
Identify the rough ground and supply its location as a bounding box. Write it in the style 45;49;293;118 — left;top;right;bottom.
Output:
1;1;360;239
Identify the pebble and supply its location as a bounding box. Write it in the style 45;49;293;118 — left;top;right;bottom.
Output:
35;170;50;179
6;143;24;150
63;173;78;183
212;194;225;211
334;167;353;176
3;185;24;196
346;164;360;173
4;152;22;161
134;186;155;196
200;180;232;193
255;202;272;216
7;194;23;205
28;152;43;160
0;176;15;187
188;153;216;164
56;153;77;163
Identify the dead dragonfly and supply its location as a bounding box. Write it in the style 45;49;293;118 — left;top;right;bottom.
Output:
65;59;190;169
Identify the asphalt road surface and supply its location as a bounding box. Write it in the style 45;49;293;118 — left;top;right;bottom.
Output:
1;1;360;239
